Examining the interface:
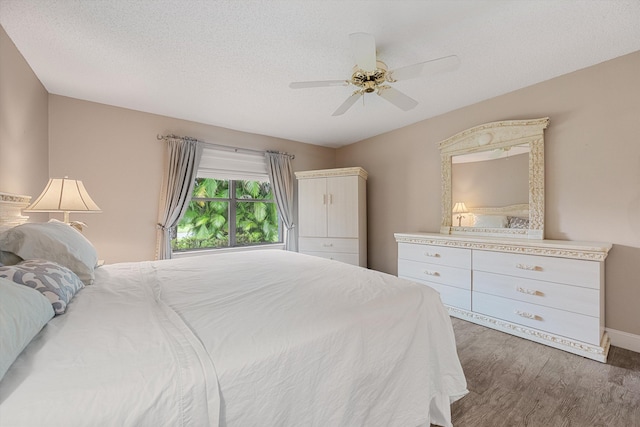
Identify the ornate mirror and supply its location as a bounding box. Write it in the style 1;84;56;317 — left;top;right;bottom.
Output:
439;118;549;239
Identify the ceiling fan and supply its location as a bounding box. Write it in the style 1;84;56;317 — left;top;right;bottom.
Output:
289;32;460;116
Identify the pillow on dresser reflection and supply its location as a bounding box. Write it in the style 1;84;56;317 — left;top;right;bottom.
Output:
473;215;508;228
507;216;529;229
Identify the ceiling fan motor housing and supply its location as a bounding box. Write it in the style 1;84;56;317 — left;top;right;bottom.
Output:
351;61;388;92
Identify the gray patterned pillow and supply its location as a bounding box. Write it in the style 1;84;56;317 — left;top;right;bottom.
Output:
0;260;84;314
507;216;529;229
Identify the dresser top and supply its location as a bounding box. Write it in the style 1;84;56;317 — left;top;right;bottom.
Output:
395;232;612;262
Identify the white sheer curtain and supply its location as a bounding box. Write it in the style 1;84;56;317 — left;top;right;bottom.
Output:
155;137;203;260
266;152;296;251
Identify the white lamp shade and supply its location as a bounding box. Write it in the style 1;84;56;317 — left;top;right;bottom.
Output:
452;202;468;214
25;178;101;213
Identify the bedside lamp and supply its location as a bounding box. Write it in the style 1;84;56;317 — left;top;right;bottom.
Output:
24;177;102;231
452;202;468;227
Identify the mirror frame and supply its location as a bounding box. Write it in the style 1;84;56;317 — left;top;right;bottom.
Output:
439;117;549;239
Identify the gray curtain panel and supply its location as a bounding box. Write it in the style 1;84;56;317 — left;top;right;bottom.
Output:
156;137;203;260
265;152;296;251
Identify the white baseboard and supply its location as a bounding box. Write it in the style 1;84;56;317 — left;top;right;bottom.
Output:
606;328;640;354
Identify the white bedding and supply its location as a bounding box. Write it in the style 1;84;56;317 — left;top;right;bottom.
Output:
0;250;467;427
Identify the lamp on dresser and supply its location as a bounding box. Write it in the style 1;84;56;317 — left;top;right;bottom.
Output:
24;177;102;231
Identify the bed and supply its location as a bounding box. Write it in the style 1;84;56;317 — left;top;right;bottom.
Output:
0;205;467;426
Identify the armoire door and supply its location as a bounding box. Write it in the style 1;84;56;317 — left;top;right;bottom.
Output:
327;175;359;238
297;178;327;237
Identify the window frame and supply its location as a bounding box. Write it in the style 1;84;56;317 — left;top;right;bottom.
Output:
174;177;283;252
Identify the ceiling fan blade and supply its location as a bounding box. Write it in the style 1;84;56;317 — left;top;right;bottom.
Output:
349;32;377;72
387;55;461;82
289;80;349;89
377;87;418;111
332;92;363;116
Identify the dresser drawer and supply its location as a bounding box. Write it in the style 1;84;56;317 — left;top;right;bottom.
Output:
299;237;358;254
399;275;471;310
474;271;599;317
398;243;471;269
473;292;601;345
423;281;471;310
473;250;602;289
301;250;359;266
398;258;471;290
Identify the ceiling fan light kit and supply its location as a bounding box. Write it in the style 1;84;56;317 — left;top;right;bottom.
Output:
351;60;388;93
289;32;459;116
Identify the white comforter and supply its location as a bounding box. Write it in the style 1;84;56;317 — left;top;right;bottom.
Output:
0;250;467;427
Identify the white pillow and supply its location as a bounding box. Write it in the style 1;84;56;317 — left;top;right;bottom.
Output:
0;220;98;285
0;250;22;266
473;214;508;228
0;277;55;381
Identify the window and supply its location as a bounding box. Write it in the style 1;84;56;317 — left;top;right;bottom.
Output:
172;178;281;251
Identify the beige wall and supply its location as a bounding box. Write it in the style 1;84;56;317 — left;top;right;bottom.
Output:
48;95;335;263
337;51;640;336
452;153;529;209
0;25;49;222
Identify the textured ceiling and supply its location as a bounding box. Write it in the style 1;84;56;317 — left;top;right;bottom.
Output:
2;1;640;148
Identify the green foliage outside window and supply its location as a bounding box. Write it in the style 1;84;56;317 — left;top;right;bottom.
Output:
172;178;281;251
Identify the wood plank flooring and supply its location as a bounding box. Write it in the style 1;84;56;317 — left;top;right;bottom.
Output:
441;318;640;427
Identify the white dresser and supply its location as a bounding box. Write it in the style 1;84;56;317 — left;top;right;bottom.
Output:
296;167;367;267
395;232;612;362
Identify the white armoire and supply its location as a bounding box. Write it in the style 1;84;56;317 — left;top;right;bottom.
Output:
295;167;367;267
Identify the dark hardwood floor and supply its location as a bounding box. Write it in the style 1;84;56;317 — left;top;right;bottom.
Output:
443;318;640;427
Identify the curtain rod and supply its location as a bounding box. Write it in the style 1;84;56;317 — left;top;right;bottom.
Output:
156;134;294;159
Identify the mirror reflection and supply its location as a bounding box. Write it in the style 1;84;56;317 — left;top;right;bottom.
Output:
451;144;529;227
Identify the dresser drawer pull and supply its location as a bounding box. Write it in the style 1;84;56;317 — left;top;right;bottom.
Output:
516;287;543;296
423;252;440;258
516;263;542;271
423;270;440;277
515;310;542;321
322;243;334;247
